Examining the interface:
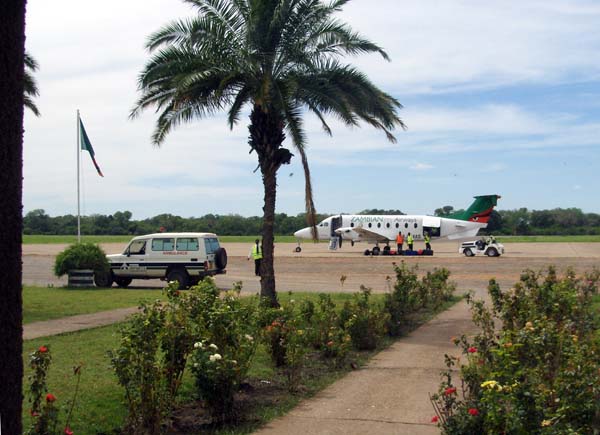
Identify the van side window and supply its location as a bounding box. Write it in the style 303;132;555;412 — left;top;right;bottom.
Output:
128;240;146;255
204;238;220;254
152;238;174;251
176;238;199;251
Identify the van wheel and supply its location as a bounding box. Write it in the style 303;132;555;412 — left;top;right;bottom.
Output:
464;248;474;257
167;269;189;289
215;247;228;270
115;277;132;288
94;270;113;288
486;247;498;257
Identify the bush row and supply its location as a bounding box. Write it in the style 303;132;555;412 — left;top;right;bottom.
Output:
25;262;456;434
431;267;600;434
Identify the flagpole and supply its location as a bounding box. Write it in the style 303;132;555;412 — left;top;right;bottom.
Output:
77;109;81;243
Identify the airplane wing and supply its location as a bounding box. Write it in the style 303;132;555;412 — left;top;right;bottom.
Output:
337;226;391;243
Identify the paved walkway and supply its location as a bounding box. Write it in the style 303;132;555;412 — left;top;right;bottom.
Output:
23;307;138;340
253;299;478;435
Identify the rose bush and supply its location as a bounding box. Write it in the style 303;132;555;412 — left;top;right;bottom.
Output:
431;266;600;435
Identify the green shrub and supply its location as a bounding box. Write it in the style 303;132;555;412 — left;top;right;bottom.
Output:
385;262;455;336
53;243;109;277
344;286;389;351
189;279;259;421
109;300;169;435
431;267;600;435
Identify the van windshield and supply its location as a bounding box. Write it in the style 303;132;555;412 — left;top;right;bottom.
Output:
204;238;220;254
126;240;146;255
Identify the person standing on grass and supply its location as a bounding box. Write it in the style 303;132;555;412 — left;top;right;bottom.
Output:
248;239;263;277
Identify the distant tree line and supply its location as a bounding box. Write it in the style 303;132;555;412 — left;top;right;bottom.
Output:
22;209;329;236
23;207;600;237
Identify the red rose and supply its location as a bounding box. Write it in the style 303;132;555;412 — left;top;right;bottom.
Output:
64;427;74;435
46;393;57;402
468;347;477;353
39;346;48;353
431;416;439;423
444;387;457;395
468;408;479;416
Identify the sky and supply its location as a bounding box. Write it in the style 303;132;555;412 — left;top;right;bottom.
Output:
23;0;600;219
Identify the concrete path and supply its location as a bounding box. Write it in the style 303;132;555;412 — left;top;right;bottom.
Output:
23;307;138;340
254;299;478;435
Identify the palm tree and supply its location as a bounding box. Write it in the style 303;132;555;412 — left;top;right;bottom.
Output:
24;52;41;117
131;0;405;306
0;1;27;433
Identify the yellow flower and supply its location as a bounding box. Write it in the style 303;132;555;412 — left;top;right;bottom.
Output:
481;380;503;391
297;330;304;336
541;420;552;427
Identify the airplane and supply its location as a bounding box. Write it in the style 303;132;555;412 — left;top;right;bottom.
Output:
293;195;500;254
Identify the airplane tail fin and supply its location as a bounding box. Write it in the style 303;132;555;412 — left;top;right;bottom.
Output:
448;195;501;223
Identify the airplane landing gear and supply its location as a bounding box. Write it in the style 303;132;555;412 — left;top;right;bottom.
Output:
295;246;302;253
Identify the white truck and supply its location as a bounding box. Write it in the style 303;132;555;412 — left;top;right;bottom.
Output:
459;238;504;257
94;232;227;289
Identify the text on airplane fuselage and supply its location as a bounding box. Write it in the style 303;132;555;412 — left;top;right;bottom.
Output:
350;216;418;224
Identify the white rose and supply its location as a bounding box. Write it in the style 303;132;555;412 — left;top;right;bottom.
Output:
209;353;222;362
245;334;254;342
209;344;218;350
194;342;203;349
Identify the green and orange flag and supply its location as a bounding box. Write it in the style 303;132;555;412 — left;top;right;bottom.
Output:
79;118;104;177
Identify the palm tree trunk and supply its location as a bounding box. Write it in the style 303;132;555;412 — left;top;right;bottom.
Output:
0;1;26;434
249;105;290;308
260;165;278;306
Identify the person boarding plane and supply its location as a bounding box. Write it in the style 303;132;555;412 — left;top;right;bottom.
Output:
293;195;500;254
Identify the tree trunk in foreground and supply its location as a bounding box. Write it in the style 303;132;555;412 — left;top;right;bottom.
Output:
0;1;26;433
249;105;291;307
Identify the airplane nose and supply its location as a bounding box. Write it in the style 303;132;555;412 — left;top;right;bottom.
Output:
294;227;313;239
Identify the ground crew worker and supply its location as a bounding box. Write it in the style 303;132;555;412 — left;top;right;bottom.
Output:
247;239;263;277
396;232;404;255
424;231;431;250
407;233;414;251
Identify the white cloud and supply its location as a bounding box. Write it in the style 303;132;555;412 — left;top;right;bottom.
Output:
339;0;600;93
410;163;434;171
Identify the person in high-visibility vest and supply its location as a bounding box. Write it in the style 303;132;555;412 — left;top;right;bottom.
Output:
407;233;414;251
247;239;263;276
424;232;431;250
395;232;404;255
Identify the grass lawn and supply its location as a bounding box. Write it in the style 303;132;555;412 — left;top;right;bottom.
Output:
497;235;600;243
23;286;166;324
24;234;600;245
23;235;299;244
22;292;461;434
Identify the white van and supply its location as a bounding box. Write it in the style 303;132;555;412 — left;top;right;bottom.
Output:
94;232;227;289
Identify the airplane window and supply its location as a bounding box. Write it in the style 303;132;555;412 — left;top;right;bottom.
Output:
368;223;372;228
395;223;399;228
386;223;390;228
324;222;329;227
404;223;408;228
414;223;418;228
377;223;381;228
